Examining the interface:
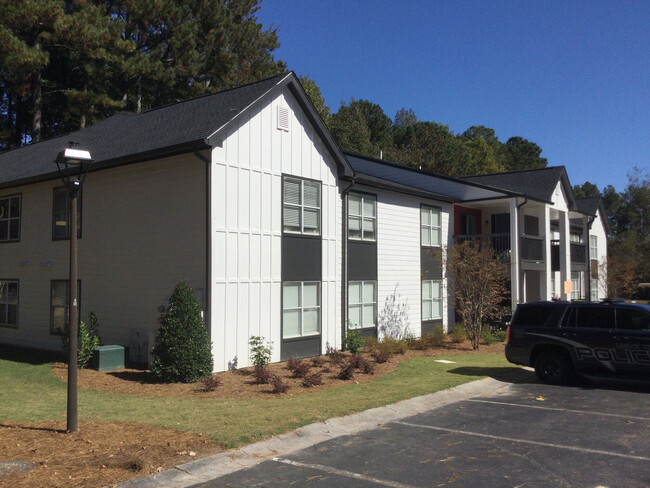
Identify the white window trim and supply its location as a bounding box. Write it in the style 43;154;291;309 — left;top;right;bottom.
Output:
348;280;377;329
421;205;442;247
282;281;321;339
589;235;598;258
0;194;21;242
422;279;442;321
282;177;321;236
0;279;18;328
348;193;377;242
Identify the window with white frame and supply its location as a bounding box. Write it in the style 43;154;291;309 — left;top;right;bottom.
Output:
0;195;21;242
348;281;376;329
0;280;18;328
570;233;583;243
422;280;442;320
571;271;582;300
590;278;599;301
282;282;320;338
282;177;321;235
421;206;442;246
589;235;597;259
348;193;376;241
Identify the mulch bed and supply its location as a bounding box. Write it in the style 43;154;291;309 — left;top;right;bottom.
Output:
2;341;505;487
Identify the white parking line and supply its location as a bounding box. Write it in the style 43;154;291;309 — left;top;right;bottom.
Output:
271;457;419;488
467;399;650;422
394;421;650;462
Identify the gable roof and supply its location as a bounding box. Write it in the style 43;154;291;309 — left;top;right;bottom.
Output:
576;196;611;234
0;72;352;190
462;166;576;209
345;153;511;202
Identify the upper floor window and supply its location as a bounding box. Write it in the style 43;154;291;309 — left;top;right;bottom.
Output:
589;235;597;258
421;206;441;246
348;193;376;241
53;187;82;240
0;195;21;242
283;177;321;236
0;280;18;328
570;233;583;243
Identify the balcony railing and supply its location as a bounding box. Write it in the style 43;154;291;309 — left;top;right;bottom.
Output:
570;242;587;264
521;236;543;261
454;233;511;261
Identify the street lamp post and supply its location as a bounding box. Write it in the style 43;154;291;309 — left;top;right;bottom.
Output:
55;143;93;433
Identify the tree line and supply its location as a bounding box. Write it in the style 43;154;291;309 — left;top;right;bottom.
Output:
0;0;285;149
301;76;548;178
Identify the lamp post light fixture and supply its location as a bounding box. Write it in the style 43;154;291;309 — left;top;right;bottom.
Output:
55;142;93;434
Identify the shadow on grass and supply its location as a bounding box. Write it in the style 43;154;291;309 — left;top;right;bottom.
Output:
448;366;535;383
107;370;158;384
0;344;63;366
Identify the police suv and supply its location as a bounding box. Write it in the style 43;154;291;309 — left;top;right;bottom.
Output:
505;300;650;384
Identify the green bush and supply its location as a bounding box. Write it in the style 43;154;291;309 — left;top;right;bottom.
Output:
480;328;497;345
378;337;408;355
58;311;101;369
344;328;364;354
449;323;467;343
409;325;446;350
151;281;213;383
493;329;508;342
249;336;272;367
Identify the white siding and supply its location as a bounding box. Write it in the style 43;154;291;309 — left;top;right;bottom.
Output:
0;155;206;362
375;190;452;336
210;89;340;371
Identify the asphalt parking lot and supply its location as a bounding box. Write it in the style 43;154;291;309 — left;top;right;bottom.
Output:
192;376;650;488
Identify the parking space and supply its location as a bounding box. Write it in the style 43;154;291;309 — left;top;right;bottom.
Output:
193;378;650;487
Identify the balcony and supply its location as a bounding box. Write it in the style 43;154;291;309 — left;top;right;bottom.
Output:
454;233;511;261
570;242;587;264
520;236;543;261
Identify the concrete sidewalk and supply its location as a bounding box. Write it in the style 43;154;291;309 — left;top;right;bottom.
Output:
116;373;529;488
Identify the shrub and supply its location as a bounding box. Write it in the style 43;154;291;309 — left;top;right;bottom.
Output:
344;328;364;354
337;360;355;380
371;350;390;363
270;374;290;393
409;325;446;350
151;281;213;383
201;375;222;392
449;323;467;344
58;311;101;369
249;336;272;367
311;356;326;367
287;358;310;378
378;337;408;355
493;329;508;342
328;349;346;365
481;328;497;345
362;337;379;353
301;372;323;387
356;356;375;374
254;366;272;384
347;354;365;369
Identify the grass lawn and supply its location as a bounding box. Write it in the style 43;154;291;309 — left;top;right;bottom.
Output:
1;351;514;448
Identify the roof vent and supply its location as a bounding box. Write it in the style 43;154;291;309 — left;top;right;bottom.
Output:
277;106;289;132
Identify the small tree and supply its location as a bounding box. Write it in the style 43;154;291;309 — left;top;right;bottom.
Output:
151;281;213;382
58;311;101;369
447;242;508;350
378;285;410;339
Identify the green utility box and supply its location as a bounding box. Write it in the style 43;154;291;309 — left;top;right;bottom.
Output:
91;345;125;371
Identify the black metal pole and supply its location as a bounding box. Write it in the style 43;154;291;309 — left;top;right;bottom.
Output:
67;189;78;433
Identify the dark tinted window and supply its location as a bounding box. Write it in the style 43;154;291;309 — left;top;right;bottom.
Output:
616;309;650;331
575;307;615;329
512;306;555;327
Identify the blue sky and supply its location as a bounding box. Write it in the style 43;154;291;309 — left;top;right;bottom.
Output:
257;0;649;192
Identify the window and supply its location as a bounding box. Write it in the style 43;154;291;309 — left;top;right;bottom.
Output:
53;187;82;239
575;306;615;329
50;280;81;334
348;281;376;329
460;212;477;235
570;233;583;243
283;177;320;235
589;235;598;258
0;280;18;328
283;282;320;338
421;206;441;247
422;280;442;320
571;271;582;300
524;215;539;236
348;193;376;241
616;308;650;331
590;278;599;301
0;195;21;242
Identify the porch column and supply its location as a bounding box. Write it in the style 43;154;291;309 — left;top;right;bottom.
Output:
542;205;552;300
509;198;520;310
558;211;571;300
583;214;591;300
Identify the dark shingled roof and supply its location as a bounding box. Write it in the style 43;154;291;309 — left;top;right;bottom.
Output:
345;153;510;202
575;196;601;217
1;72;355;189
462;166;572;205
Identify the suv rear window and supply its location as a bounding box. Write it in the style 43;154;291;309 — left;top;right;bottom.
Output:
616;308;650;331
564;306;616;329
512;306;555;327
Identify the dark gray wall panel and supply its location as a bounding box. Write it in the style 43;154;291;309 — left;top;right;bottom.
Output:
422;319;443;336
348;241;377;280
281;336;321;360
421;248;442;280
282;236;322;281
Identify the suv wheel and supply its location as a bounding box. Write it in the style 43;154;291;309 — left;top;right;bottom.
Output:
534;351;571;385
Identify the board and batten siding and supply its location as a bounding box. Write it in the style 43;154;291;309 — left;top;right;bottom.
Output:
0;155;206;361
210;88;341;371
375;190;452;336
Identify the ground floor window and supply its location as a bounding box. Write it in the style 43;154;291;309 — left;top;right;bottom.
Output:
348;281;376;329
51;280;81;334
590;278;599;301
571;272;582;300
422;280;442;320
0;280;18;328
283;282;320;339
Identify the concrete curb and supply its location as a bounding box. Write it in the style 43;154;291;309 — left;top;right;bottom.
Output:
116;372;529;488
